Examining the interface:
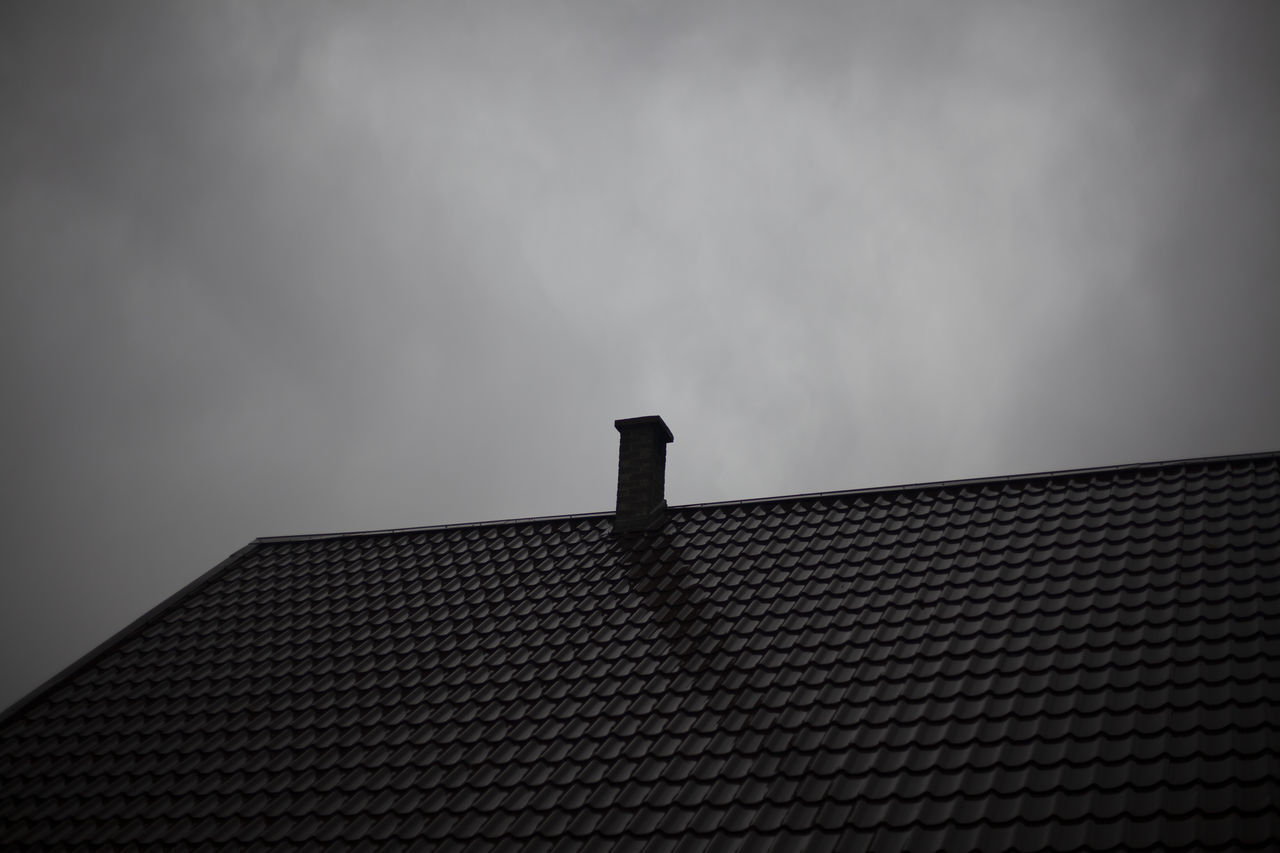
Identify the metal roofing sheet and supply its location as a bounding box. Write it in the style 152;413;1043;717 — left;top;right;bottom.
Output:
1;452;1278;850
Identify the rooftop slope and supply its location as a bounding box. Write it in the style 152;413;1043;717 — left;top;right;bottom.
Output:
1;453;1278;850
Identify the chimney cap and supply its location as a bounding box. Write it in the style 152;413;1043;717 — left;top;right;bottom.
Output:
614;415;674;443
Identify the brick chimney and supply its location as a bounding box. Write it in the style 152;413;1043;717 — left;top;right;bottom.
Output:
613;415;674;533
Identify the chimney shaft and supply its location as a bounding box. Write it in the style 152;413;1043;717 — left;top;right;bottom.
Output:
613;415;674;533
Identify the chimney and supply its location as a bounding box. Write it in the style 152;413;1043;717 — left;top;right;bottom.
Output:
613;415;674;533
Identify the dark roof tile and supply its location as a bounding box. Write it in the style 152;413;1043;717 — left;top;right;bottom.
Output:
2;451;1278;849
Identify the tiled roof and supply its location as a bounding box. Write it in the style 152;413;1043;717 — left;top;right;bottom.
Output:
2;451;1279;850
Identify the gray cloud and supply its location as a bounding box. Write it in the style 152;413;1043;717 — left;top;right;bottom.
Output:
2;0;1278;710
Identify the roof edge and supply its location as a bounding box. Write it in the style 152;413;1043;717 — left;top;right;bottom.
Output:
0;541;259;730
256;448;1279;544
677;447;1280;512
255;510;616;544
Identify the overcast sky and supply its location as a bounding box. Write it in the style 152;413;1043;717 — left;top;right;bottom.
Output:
2;1;1278;711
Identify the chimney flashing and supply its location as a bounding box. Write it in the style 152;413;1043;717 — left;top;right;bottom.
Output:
613;415;674;533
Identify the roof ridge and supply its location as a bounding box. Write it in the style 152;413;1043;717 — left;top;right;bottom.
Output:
254;509;616;544
676;448;1280;512
256;448;1280;543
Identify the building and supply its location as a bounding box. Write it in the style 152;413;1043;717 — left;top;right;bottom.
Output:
2;417;1277;850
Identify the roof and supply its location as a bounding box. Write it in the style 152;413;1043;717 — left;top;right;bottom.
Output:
2;451;1279;850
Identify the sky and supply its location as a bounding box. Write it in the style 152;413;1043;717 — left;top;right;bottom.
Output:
2;0;1278;712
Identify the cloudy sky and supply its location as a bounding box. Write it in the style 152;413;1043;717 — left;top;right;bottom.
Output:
2;1;1278;711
